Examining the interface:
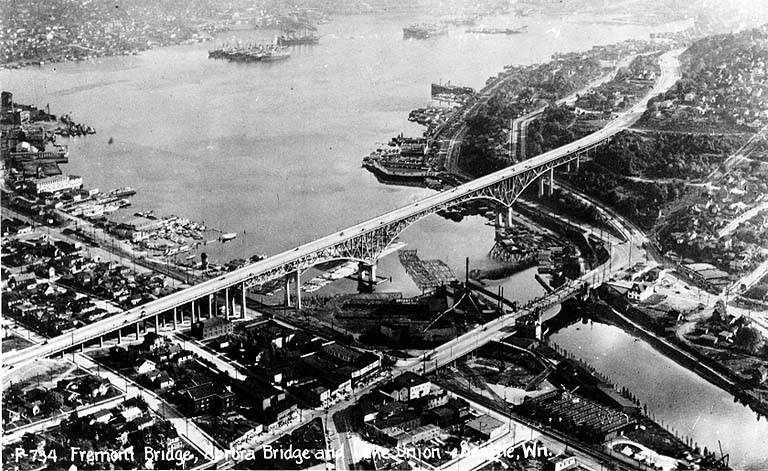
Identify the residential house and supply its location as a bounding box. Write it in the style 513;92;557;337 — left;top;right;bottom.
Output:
135;358;157;375
90;410;113;424
627;283;654;302
380;372;431;402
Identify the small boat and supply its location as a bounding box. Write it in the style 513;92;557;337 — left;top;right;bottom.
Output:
220;232;238;242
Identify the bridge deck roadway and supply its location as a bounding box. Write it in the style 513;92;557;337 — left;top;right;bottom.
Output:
2;51;681;368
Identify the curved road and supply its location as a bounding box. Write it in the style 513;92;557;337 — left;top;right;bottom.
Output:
2;50;682;369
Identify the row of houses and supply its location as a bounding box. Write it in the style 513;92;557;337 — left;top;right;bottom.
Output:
4;373;113;427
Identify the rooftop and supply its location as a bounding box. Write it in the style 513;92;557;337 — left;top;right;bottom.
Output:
465;414;505;433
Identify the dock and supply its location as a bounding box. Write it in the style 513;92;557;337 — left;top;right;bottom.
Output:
398;249;457;291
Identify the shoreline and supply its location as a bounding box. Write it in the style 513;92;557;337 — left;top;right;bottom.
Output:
548;294;768;420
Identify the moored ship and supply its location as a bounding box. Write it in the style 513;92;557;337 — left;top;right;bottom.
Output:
466;25;528;35
277;28;320;46
362;135;433;182
431;82;476;98
208;43;291;63
403;23;448;40
260;47;291;61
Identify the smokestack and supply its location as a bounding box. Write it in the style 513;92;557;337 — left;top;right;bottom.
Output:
465;257;469;286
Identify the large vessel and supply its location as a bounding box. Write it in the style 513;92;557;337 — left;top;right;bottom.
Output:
441;15;478;26
431;82;475;98
260;47;291;61
208;43;291;63
403;23;448;40
466;25;528;35
362;135;432;182
277;28;320;46
431;81;476;105
107;186;136;198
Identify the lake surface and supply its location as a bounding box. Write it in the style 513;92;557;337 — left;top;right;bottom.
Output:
4;8;762;470
550;321;768;470
2;11;666;260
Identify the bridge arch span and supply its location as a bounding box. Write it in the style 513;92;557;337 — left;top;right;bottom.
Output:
340;163;561;267
239;157;580;290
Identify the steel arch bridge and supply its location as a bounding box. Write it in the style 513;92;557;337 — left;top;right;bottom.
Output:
3;49;681;367
240;139;607;288
2;130;611;367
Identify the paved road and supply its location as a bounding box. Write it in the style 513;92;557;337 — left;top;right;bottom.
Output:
1;321;221;462
1;45;684;471
70;353;224;460
2;49;682;370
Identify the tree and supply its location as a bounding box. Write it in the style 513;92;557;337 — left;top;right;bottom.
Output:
734;326;762;355
42;390;64;414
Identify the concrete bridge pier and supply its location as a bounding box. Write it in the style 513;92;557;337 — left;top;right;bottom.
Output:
575;154;580;170
190;300;196;324
284;276;292;307
294;271;302;310
99;336;104;348
154;315;160;333
172;307;178;330
504;207;514;229
208;294;213;319
117;328;122;344
241;283;247;318
224;287;230;319
538;177;545;198
548;167;554;196
358;263;377;292
135;323;140;340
